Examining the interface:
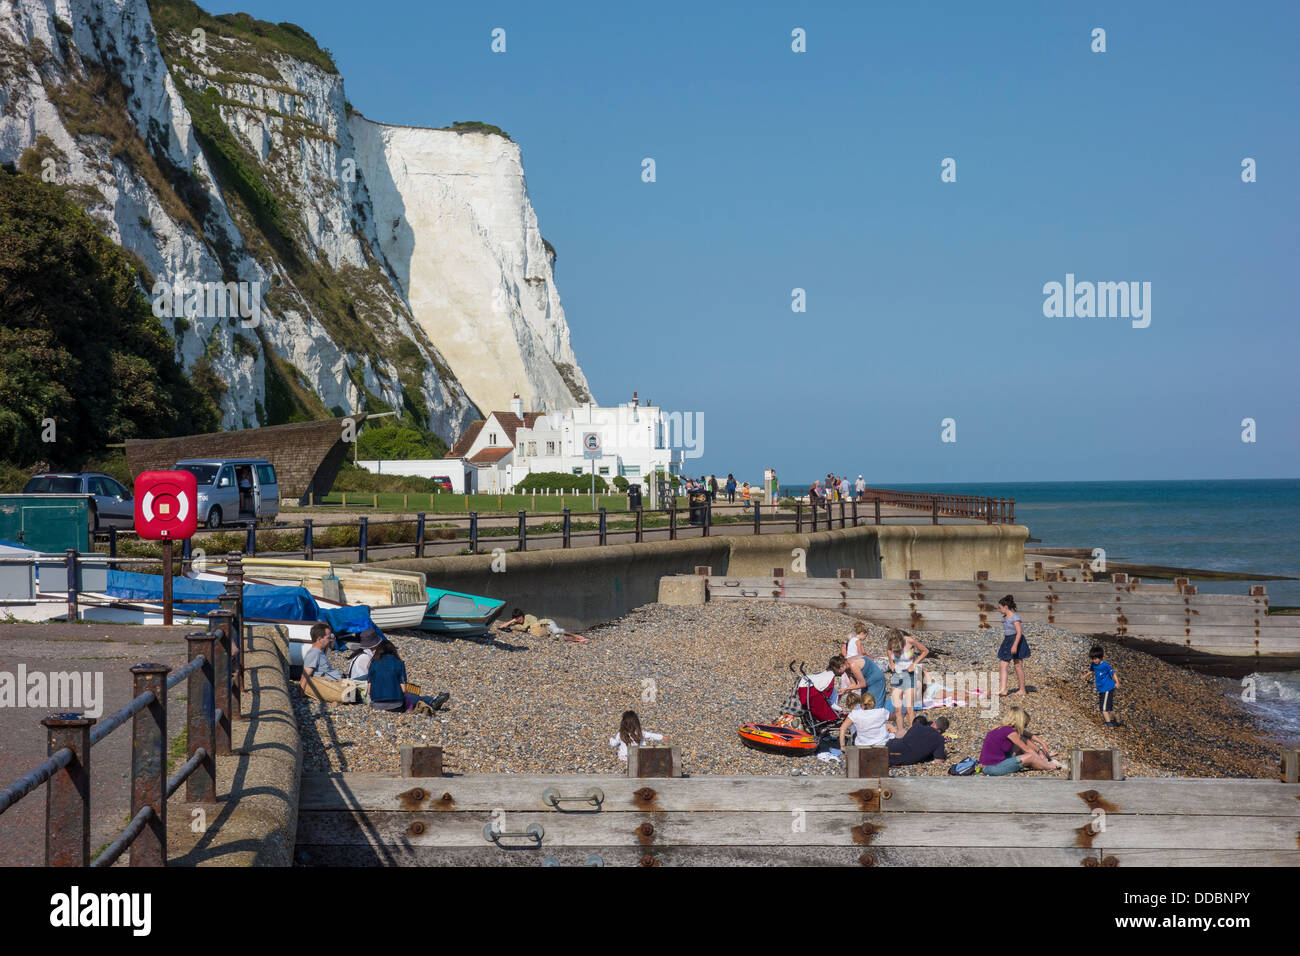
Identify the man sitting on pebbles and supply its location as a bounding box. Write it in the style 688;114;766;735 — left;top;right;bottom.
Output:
495;608;589;643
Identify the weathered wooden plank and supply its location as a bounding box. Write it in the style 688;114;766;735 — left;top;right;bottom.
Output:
292;843;1103;867
296;809;1300;850
300;773;1300;817
1103;848;1300;867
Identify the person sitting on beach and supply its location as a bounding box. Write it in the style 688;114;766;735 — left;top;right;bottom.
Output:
345;628;382;681
997;595;1030;696
359;640;449;714
798;655;849;725
842;620;889;713
837;691;894;750
887;714;949;766
609;709;665;761
495;608;589;643
978;706;1065;775
1084;645;1121;728
885;628;929;733
300;623;347;700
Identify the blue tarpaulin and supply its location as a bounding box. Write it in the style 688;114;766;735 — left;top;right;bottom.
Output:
106;570;320;622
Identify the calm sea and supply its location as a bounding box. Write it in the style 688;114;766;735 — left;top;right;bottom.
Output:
787;478;1300;744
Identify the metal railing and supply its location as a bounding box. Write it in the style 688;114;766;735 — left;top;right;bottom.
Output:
0;556;246;866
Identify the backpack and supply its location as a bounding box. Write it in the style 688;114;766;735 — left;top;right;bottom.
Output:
948;756;979;776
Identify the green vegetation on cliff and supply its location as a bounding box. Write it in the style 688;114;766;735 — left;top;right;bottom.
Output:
147;0;338;74
0;165;221;468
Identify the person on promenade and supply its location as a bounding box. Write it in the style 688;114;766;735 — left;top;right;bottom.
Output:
609;709;665;761
361;639;450;714
978;706;1065;775
996;595;1030;696
1084;645;1121;728
741;482;752;509
842;620;889;714
798;655;850;725
708;474;718;501
886;628;929;733
726;474;737;503
855;475;866;500
887;714;949;766
837;691;894;750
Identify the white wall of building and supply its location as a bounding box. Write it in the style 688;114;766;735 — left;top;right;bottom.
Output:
356;459;471;494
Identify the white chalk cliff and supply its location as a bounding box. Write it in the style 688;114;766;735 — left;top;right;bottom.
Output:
352;119;590;416
0;0;591;442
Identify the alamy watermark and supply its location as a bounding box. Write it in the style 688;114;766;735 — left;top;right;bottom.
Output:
151;278;261;328
1042;274;1151;328
0;667;103;718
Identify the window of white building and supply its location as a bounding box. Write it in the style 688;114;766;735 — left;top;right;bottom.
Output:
546;441;556;455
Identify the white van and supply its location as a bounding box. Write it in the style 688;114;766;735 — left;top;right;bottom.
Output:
175;458;279;528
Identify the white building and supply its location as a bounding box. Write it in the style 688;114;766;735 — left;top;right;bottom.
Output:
358;393;689;494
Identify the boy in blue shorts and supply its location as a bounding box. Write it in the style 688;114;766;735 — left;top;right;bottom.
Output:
1084;645;1120;728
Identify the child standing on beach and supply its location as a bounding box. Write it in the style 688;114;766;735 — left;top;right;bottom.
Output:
1085;646;1121;728
609;710;665;761
996;595;1030;696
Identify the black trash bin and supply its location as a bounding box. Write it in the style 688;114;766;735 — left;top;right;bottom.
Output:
627;484;642;510
688;489;710;526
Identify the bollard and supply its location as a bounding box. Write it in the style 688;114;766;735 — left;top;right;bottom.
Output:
304;518;314;560
1070;749;1123;781
185;631;218;803
129;663;170;866
518;510;528;552
469;512;479;554
562;509;571;549
415;513;426;559
399;746;444;778
358;516;368;563
42;714;95;866
208;610;234;756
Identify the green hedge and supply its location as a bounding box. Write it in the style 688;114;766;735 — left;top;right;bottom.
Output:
515;471;609;493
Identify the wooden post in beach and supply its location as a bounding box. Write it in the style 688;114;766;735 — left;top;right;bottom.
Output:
844;746;889;779
1070;749;1123;781
627;745;680;778
1282;750;1300;784
399;746;443;778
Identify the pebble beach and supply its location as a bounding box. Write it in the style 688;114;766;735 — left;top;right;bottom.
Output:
292;602;1279;779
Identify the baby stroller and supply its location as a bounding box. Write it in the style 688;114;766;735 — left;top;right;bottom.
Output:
737;661;839;755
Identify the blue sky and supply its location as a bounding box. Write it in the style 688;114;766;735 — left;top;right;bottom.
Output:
223;0;1298;483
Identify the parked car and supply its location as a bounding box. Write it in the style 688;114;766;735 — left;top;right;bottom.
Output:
431;475;453;492
174;458;279;528
22;473;134;531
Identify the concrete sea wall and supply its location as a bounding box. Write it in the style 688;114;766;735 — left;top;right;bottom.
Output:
380;524;1028;631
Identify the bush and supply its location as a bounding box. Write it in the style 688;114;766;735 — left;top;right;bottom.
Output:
356;424;442;461
331;461;449;494
612;476;629;492
515;471;608;493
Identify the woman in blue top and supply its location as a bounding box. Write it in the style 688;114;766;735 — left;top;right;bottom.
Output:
997;595;1030;697
360;640;449;713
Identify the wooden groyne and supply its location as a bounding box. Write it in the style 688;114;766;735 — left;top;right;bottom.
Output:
702;573;1299;660
294;773;1300;867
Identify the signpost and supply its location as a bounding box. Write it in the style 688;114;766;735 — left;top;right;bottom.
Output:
582;431;602;509
134;471;198;626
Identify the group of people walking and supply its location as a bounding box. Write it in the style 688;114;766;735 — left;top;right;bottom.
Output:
809;474;866;502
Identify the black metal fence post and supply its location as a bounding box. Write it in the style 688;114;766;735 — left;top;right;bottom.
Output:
245;521;256;555
518;510;528;552
129;663;169;867
669;505;677;540
185;631;217;804
874;496;882;525
852;499;859;526
415;513;426;559
358;516;368;563
635;507;643;543
931;497;939;525
703;500;710;537
839;500;846;529
796;502;803;533
753;500;761;534
469;512;479;554
42;714;94;866
208;610;234;757
562;509;571;548
65;549;78;622
599;508;607;545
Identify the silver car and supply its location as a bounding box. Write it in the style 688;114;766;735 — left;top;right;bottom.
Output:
22;473;135;531
175;458;279;528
